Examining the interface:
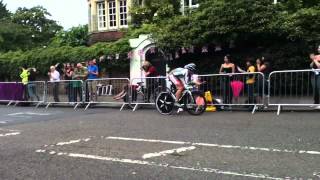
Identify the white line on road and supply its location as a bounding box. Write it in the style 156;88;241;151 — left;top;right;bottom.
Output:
56;138;91;146
7;112;51;116
107;136;320;156
142;146;196;159
0;128;20;132
0;132;20;137
35;150;291;180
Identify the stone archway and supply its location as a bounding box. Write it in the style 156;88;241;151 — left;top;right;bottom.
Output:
129;34;167;84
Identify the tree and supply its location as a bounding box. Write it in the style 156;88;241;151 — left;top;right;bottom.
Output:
0;0;9;19
11;6;62;47
0;20;32;51
50;25;89;47
130;0;181;25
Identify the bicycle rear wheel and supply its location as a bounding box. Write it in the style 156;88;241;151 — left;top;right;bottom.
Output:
184;91;207;116
156;92;175;115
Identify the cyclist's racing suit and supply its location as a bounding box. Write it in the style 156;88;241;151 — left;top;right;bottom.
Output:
169;68;198;104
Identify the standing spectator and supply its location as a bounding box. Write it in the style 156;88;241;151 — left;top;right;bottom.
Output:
219;55;235;106
256;57;271;103
310;53;320;109
238;59;256;105
72;63;88;102
20;65;30;101
55;63;65;80
87;60;99;101
88;60;99;79
92;59;100;77
141;61;158;102
64;63;74;103
27;68;40;101
48;66;60;102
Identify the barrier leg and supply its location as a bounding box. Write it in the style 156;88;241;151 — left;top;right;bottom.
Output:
251;105;258;114
120;103;126;111
133;104;139;112
277;105;281;116
7;101;13;106
45;103;51;109
85;103;91;111
35;102;42;109
74;103;81;110
14;101;19;106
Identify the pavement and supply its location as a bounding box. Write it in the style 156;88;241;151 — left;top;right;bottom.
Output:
0;105;320;180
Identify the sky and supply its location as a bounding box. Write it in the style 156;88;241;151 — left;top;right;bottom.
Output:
2;0;88;30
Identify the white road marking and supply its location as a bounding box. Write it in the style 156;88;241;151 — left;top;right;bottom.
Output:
7;112;51;116
0;121;7;124
35;150;293;180
143;146;196;159
107;136;187;145
0;128;20;132
36;149;46;153
0;132;20;137
56;138;91;146
107;136;320;156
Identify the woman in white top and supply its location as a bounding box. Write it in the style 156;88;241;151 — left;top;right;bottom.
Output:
48;66;60;102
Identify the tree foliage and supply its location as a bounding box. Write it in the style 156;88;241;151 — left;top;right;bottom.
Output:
0;0;9;19
11;6;62;48
50;25;89;47
130;0;181;25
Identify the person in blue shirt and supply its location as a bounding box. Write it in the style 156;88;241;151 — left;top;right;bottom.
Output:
87;60;99;101
87;60;99;80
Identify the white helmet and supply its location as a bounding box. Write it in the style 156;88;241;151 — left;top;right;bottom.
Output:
184;63;196;73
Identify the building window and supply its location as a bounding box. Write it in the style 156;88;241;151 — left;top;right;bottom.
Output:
97;2;106;29
191;0;198;6
109;0;117;28
119;0;128;27
184;0;199;8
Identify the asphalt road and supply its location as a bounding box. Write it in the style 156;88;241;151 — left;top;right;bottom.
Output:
0;105;320;180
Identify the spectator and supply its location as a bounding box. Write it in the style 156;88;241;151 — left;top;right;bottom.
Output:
219;55;235;106
256;57;271;103
55;63;65;80
141;61;158;102
238;59;256;105
87;60;99;101
27;68;40;101
64;63;74;103
92;58;100;77
72;63;88;102
88;60;99;80
310;53;320;109
48;65;60;102
20;65;30;101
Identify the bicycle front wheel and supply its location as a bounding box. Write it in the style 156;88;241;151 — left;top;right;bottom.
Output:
156;92;175;115
184;91;207;116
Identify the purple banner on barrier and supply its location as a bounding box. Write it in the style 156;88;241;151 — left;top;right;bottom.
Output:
0;83;24;101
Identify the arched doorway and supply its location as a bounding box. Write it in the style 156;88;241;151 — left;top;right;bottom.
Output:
145;48;166;76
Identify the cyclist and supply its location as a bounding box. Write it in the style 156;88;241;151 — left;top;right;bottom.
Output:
168;63;200;107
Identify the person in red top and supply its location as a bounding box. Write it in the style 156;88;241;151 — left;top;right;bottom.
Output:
141;61;158;102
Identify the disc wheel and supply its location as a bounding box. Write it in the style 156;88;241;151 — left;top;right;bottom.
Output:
156;92;175;115
184;91;207;116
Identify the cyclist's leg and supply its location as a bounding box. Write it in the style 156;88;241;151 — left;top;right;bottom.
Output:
169;75;179;100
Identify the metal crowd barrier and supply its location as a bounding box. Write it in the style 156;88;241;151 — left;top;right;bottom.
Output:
0;82;23;105
198;72;265;114
130;77;168;111
84;78;131;110
8;81;46;108
45;80;84;109
268;69;318;115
